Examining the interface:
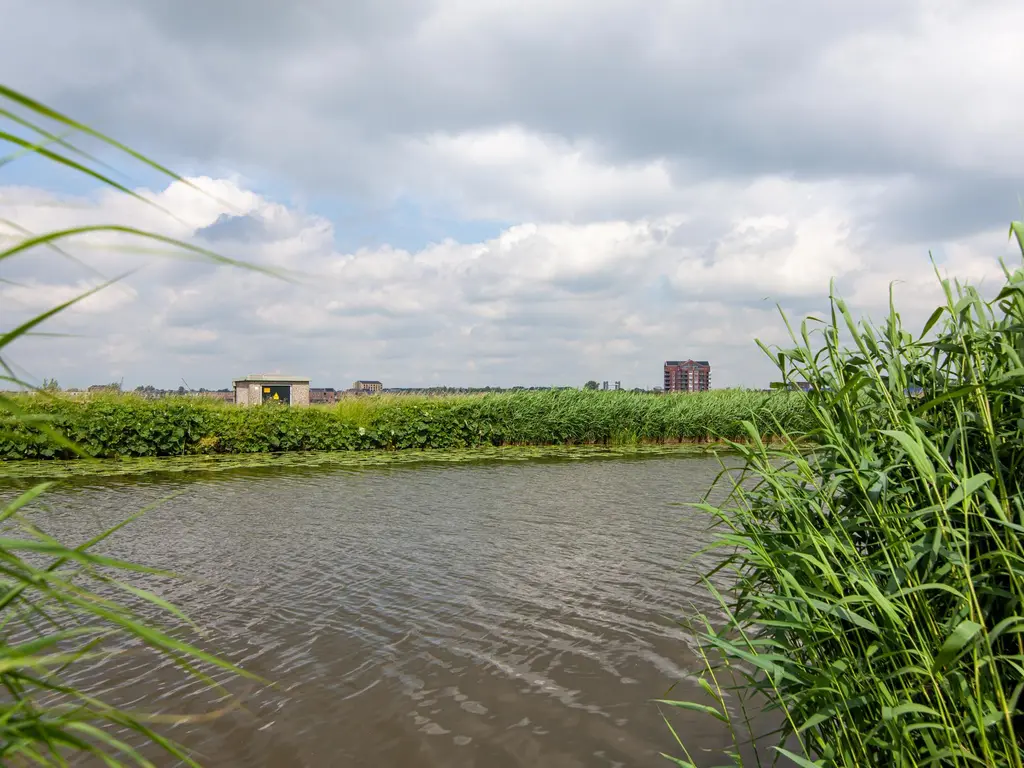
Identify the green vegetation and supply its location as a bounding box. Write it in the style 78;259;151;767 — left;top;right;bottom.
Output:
0;389;811;461
663;223;1024;766
1;86;261;764
0;443;716;483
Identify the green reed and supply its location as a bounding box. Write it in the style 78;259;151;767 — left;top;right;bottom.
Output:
662;223;1024;767
1;85;264;764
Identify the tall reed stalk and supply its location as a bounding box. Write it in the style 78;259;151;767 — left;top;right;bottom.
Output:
1;85;260;764
662;223;1024;767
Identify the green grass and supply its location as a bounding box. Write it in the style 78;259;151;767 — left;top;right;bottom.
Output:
1;85;263;764
0;389;812;461
0;443;718;483
661;223;1024;767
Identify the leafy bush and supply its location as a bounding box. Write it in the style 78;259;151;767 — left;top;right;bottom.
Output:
0;390;812;460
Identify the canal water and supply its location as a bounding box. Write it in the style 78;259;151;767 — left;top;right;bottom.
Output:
3;454;774;767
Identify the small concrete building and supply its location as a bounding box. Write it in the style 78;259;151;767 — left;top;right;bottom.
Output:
233;374;310;407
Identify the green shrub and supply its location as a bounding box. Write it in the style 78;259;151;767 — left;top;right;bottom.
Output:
0;390;812;460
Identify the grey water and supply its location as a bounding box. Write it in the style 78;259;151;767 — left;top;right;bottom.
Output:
3;454;776;767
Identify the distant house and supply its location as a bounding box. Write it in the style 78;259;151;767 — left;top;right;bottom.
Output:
352;380;383;393
310;387;337;405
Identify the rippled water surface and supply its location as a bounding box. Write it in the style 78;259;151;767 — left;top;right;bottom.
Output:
4;454;770;767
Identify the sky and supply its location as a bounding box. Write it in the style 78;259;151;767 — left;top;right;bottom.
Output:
1;0;1021;390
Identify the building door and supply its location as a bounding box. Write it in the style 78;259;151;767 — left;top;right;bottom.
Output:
262;385;290;405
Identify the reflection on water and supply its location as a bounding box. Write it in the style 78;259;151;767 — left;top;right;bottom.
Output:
3;454;771;767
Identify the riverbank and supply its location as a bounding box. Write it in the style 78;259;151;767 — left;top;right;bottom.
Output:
0;389;810;461
0;442;736;483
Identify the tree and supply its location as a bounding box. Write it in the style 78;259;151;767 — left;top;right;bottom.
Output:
584;380;599;390
40;378;60;392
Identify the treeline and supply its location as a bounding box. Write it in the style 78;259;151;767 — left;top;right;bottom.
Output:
0;389;811;460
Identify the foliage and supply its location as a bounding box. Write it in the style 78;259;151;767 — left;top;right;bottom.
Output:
1;85;262;764
0;444;715;483
0;389;812;460
662;223;1024;767
584;380;600;390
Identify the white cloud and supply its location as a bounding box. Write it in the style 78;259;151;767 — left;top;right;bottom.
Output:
3;0;1020;220
1;0;1021;391
1;175;1018;391
2;279;138;315
668;210;864;299
405;127;677;221
801;0;1024;174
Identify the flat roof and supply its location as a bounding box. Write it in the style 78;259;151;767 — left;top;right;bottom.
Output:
233;374;309;384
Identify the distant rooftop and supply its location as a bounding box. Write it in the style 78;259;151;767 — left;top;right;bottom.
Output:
665;360;710;366
233;374;309;383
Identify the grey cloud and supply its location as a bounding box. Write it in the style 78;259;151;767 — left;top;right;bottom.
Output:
859;173;1024;246
195;213;269;242
9;170;1016;390
498;308;599;334
3;1;1022;391
548;273;632;296
2;0;1019;245
136;0;435;48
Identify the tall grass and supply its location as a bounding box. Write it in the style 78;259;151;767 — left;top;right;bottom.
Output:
662;224;1024;767
1;86;260;763
1;389;812;459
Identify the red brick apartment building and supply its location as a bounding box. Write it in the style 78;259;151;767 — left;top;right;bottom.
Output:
309;387;337;405
663;360;711;393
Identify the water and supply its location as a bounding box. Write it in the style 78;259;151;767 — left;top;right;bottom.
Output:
2;453;773;767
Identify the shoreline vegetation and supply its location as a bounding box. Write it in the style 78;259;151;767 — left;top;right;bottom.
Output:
663;226;1024;767
0;389;811;462
0;443;726;483
0;85;263;766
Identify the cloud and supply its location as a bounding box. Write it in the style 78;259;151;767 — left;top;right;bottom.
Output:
2;1;1020;231
2;279;138;315
0;1;1021;389
402;127;678;221
1;176;1017;391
